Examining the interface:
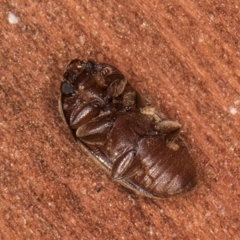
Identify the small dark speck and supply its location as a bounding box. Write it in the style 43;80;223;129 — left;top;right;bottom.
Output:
61;82;74;95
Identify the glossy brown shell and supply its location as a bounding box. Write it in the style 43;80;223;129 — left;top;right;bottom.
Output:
59;59;196;198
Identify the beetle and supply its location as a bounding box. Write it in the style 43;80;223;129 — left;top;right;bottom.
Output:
59;59;196;198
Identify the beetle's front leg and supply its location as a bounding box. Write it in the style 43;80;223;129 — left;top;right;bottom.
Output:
69;100;103;129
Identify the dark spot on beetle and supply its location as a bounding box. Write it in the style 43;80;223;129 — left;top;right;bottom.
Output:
61;82;75;95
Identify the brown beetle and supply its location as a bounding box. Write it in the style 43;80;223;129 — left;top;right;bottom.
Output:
59;59;196;198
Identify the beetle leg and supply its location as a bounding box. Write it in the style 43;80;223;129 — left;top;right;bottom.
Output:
122;91;136;107
155;121;181;150
141;106;182;133
165;131;181;150
69;102;101;129
101;66;114;76
76;115;113;145
141;106;166;121
111;150;141;180
141;106;182;150
107;78;127;97
154;120;181;150
154;120;181;133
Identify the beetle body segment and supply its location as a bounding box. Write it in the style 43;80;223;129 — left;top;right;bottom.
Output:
59;59;196;198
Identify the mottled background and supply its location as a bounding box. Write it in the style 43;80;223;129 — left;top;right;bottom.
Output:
0;0;239;239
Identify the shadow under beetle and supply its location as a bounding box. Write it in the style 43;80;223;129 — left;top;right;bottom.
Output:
59;59;196;198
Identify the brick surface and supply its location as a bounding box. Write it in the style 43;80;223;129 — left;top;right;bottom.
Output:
0;0;239;239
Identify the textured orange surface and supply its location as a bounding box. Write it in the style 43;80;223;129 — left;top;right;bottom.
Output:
1;0;240;239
